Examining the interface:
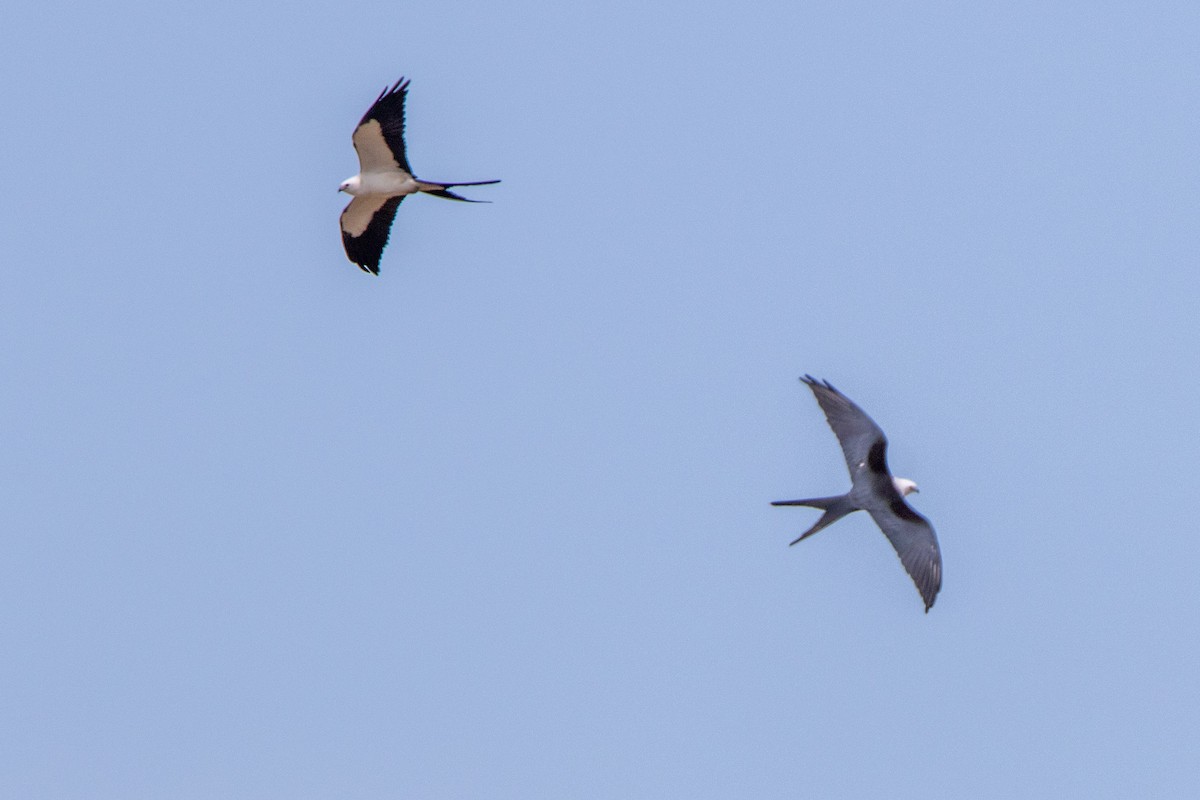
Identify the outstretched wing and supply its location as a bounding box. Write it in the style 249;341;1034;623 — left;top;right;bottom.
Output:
802;375;889;482
340;195;404;275
352;78;412;174
866;500;942;612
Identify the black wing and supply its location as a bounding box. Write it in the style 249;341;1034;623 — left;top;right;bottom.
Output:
866;500;942;612
356;78;412;174
802;376;889;482
340;196;404;275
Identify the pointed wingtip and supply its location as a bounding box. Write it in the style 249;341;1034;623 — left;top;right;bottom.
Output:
373;77;410;104
799;374;838;393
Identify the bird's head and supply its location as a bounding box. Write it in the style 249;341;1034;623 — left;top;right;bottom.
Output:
893;477;919;497
338;176;361;195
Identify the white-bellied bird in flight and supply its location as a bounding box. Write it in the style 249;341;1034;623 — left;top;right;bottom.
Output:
338;77;499;275
773;376;942;612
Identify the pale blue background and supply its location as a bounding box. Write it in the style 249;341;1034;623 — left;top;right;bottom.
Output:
3;1;1198;797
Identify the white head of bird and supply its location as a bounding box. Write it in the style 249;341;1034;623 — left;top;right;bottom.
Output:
893;477;919;496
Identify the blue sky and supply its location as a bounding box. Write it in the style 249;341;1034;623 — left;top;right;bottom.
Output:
3;1;1199;797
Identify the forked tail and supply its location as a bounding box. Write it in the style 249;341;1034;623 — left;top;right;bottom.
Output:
420;179;501;203
771;495;856;545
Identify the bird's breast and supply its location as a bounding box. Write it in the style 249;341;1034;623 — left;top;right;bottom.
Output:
358;171;420;197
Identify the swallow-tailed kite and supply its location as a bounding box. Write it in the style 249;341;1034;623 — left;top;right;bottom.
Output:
773;376;943;612
338;78;499;275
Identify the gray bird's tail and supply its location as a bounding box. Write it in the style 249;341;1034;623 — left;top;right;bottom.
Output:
419;179;501;203
771;495;856;545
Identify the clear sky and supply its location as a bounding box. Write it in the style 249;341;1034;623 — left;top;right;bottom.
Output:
3;1;1199;797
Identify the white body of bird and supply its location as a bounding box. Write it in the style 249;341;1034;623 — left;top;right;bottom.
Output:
339;172;421;197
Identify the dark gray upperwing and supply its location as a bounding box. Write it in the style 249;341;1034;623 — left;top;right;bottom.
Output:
358;78;412;174
802;376;889;482
865;497;942;612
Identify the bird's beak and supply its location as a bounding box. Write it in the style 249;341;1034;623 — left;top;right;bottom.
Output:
912;487;920;493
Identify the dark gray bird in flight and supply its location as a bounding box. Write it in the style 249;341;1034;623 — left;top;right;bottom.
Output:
773;376;942;612
338;77;500;275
